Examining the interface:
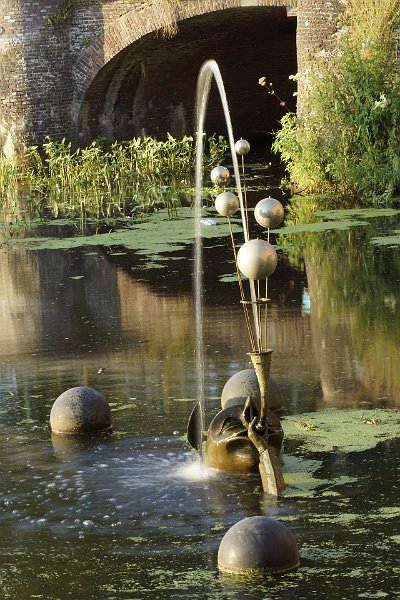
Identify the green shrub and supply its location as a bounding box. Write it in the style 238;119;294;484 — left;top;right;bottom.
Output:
273;0;400;203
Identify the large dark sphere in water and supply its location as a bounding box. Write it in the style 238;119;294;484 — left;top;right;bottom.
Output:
221;369;283;412
218;516;300;574
50;386;112;435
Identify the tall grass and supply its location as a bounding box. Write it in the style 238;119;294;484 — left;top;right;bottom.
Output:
0;134;227;221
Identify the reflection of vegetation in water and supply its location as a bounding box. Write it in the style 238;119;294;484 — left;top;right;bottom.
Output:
276;197;400;403
0;134;227;223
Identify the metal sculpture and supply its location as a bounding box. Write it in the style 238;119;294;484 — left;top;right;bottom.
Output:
188;59;286;496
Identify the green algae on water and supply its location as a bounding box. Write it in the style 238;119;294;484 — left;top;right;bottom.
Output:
282;408;400;453
219;273;237;283
282;453;357;498
274;219;368;235
282;454;324;497
275;207;400;236
315;208;400;220
11;208;243;261
370;230;400;246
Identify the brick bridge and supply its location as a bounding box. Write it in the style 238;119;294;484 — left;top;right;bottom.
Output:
0;0;342;156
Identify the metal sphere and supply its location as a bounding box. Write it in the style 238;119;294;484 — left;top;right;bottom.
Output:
221;368;283;412
50;386;112;435
215;191;239;217
210;165;230;185
254;197;284;229
237;238;278;280
235;138;250;156
218;516;300;574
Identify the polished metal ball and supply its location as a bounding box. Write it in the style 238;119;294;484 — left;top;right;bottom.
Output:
215;191;240;217
210;165;230;185
237;238;278;280
254;197;284;229
218;516;300;574
50;386;112;435
235;138;250;156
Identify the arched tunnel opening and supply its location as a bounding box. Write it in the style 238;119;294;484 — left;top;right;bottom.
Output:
79;7;297;149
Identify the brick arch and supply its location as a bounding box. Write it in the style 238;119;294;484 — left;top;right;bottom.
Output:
73;0;296;109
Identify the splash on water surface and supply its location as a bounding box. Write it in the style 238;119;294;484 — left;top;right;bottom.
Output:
175;455;218;482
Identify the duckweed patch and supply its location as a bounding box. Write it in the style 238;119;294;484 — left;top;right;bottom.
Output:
11;208;243;263
282;408;400;453
389;535;400;543
274;219;368;235
315;208;400;220
282;453;358;498
219;273;237;283
370;231;400;246
282;454;324;497
376;506;400;519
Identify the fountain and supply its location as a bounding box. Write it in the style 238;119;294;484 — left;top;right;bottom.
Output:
188;59;287;497
188;58;299;575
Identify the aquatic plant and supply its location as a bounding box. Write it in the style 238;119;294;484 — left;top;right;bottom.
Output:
0;134;227;222
272;0;400;203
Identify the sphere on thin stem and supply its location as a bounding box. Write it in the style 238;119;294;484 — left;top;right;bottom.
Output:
254;197;284;229
235;138;251;156
215;191;240;217
237;238;278;280
211;165;230;185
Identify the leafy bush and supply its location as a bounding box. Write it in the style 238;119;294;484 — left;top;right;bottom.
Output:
272;0;400;203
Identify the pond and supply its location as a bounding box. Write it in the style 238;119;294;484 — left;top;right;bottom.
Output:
0;178;400;598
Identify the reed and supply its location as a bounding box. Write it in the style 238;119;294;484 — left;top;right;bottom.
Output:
0;134;227;222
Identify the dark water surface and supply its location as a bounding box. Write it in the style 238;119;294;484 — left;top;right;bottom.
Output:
0;195;399;599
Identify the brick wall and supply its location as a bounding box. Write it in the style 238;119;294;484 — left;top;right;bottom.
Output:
0;0;343;156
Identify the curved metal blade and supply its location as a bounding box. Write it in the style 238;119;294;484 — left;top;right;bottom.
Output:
186;402;203;454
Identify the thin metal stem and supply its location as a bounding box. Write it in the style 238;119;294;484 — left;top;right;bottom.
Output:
256;280;262;352
241;154;249;238
228;216;256;351
264;277;269;352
